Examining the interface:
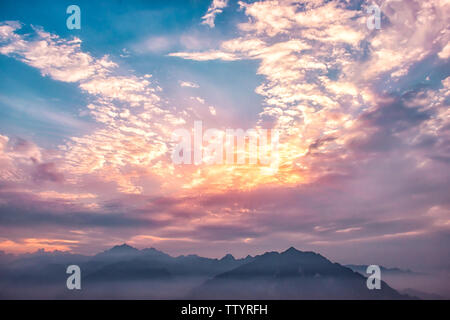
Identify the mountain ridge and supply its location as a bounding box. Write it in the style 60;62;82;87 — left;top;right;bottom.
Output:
0;244;419;299
191;247;408;299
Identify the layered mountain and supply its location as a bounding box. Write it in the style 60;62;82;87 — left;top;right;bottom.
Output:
84;244;252;281
0;245;412;299
190;247;407;299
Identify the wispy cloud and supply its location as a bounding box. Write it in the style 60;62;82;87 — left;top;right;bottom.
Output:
179;80;199;88
201;0;229;28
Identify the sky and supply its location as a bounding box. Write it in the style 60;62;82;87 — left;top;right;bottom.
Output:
0;0;449;271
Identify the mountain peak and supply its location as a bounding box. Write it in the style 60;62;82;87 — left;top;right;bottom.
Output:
220;253;235;261
192;247;407;300
111;243;138;251
283;246;300;254
96;243;140;257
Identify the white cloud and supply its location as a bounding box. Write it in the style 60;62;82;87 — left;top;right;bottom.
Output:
169;0;450;187
209;106;217;115
0;23;116;82
438;42;450;59
179;81;200;88
169;50;239;61
0;22;189;195
201;0;229;28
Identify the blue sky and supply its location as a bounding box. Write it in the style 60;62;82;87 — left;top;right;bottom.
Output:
0;0;264;145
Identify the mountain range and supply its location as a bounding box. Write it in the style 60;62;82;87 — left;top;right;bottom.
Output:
0;244;415;299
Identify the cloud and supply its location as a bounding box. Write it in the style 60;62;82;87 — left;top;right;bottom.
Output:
0;22;115;82
202;0;229;28
32;162;64;183
168;50;239;61
162;0;450;263
438;43;450;59
170;0;450;184
132;36;175;53
179;81;200;88
0;21;189;196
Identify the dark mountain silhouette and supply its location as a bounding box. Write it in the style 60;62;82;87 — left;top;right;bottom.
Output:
190;247;407;299
0;245;414;299
85;259;171;282
0;249;89;286
93;243;142;262
86;244;252;279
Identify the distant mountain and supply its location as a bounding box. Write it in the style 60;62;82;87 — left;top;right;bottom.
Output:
190;247;408;299
0;250;15;265
85;258;172;282
93;243;141;262
345;264;417;275
0;249;90;286
92;244;251;277
0;245;418;299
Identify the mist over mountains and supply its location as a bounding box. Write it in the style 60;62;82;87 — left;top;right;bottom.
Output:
191;247;404;299
0;244;434;299
345;264;417;276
